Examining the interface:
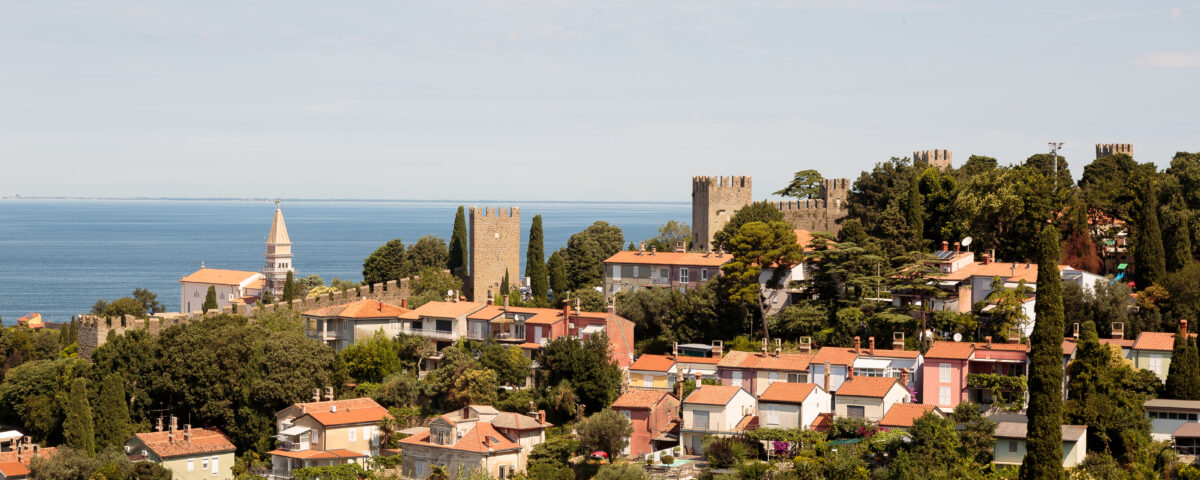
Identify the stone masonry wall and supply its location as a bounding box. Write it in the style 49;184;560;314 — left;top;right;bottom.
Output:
1096;143;1133;159
77;277;413;359
775;178;850;235
468;206;520;303
913;149;952;170
691;176;752;252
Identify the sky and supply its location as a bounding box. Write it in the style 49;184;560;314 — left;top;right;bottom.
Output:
1;1;1198;202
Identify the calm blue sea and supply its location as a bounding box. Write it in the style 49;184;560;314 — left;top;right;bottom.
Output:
0;199;689;324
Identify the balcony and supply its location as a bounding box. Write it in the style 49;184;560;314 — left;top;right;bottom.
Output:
404;329;458;342
650;277;671;285
278;440;310;452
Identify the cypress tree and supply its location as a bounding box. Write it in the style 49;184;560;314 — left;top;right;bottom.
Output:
282;270;296;302
548;250;569;301
1162;203;1193;273
1165;329;1196;399
527;215;549;304
94;374;132;449
448;206;469;276
1133;183;1166;288
500;269;510;296
202;286;218;313
1020;225;1066;480
63;377;95;456
1183;335;1200;400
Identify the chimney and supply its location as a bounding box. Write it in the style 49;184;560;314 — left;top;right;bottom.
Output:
573;298;581;315
982;253;991;265
1010;264;1016;277
325;386;334;401
401;298;407;309
538;410;546;424
312;388;320;402
487;291;494;306
847;365;854;380
169;416;178;444
798;336;812;353
1112;322;1124;340
454;290;460;303
676;364;685;400
893;332;904;350
941;241;949;252
638;241;646;254
562;300;570;321
694;372;702;387
985;336;992;347
823;361;831;393
607;298;615;315
1008;332;1019;344
760;338;768;356
331;405;337;413
1073;323;1080;339
1184;319;1190;337
155;417;163;432
712;340;723;359
675;241;685;253
774;338;782;357
503;295;509;311
868;337;875;355
900;368;909;389
673;342;679;358
650;246;657;256
184;424;192;443
854;336;860;354
954;242;961;253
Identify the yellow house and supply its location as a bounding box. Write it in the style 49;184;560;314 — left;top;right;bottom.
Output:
629;355;676;390
268;396;392;479
124;421;236;480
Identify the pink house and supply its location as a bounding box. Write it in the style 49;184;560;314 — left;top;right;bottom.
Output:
922;339;1029;409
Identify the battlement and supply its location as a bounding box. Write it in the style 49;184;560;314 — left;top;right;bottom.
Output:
692;176;752;191
775;199;828;210
1096;143;1133;159
913;149;953;170
691;176;753;252
470;206;520;218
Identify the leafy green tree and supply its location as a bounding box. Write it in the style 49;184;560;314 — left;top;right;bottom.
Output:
404;235;449;277
362;238;406;285
340;331;402;383
1133;181;1166;288
527;215;549;304
94;374;132;450
479;344;532;387
951;402;997;465
1065;320;1156;464
378;371;421;408
539;333;622;414
528;435;580;470
846;157;916;243
593;463;649;480
775;169;823;199
202;286;218;314
296;274;325;292
63;378;95;456
407;267;464;308
565;222;624;289
1166;331;1200;400
1079;153;1147;222
281;271;296;303
448;206;469;275
548;249;569;301
719;221;804;341
104;297;149;318
983;277;1032;340
645;220;692;252
888;412;972;478
711;201;786;251
576;408;633;460
770;303;828;339
131;288;165;315
1020;226;1066;480
499;269;511;297
452;368;499;406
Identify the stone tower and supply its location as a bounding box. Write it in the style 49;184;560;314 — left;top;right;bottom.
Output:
263;203;294;294
1096;143;1133;159
913;149;952;170
469;206;521;302
692;176;752;252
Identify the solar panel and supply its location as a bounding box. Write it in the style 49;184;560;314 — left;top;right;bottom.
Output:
934;250;954;260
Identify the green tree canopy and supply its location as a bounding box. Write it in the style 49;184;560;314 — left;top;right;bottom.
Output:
63;377;95;456
538;333;622;414
202;287;218;313
404;235;449;278
719;221;804;341
448;206;468;275
94;374;132;450
565;222;624;290
527;215;549;304
362;238;406;285
575;408;633;460
1020;226;1066;480
131;288;165;315
339;331;402;384
711;201;785;251
774;169;824;199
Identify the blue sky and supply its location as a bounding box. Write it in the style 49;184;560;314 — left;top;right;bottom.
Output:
2;1;1197;201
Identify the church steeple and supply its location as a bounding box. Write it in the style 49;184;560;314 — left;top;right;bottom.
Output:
263;200;294;294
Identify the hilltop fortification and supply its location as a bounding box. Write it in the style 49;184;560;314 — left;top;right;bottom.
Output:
773;178;850;234
691;176;753;251
469;206;520;303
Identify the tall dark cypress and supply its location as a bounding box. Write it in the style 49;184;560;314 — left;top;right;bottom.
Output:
1020;225;1066;480
500;269;510;296
203;286;218;313
282;270;296;302
1166;329;1195;399
63;377;95;456
94;374;132;449
1161;203;1193;273
527;215;549;304
448;206;469;276
1133;183;1166;288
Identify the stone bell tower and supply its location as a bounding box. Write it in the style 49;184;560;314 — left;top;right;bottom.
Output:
263;200;294;294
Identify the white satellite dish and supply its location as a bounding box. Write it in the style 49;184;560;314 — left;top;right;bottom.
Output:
961;236;973;248
924;329;934;339
953;333;963;342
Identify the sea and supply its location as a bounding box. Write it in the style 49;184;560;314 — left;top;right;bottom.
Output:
0;199;689;324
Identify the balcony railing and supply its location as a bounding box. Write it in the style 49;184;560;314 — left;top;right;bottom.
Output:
403;329;458;341
650;277;671;285
279;441;309;452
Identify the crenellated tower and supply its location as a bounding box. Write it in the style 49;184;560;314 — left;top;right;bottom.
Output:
1096;143;1133;159
691;176;752;251
913;149;953;170
469;206;521;302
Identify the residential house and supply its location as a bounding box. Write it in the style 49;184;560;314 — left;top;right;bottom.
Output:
125;419;236;480
1132;324;1190;382
629;355;676;390
629;342;725;391
15;314;43;329
758;229;815;315
268;396;391;479
833;374;911;422
1171;423;1200;456
717;343;813;396
612;390;681;457
674;342;724;380
993;421;1087;468
810;344;857;394
463;300;636;369
921;339;1028;409
398;405;550;479
301;299;410;352
602;248;732;298
756;382;831;431
1143;398;1200;441
878;404;942;431
179;268;265;314
0;441;55;480
680;385;757;455
811;335;922;394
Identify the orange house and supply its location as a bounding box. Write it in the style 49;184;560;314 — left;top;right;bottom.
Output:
612;390;680;457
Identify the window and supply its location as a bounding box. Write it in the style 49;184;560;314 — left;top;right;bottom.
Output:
349;428;356;442
939;386;952;406
787;373;806;383
701;269;709;281
499;465;508;480
768;372;779;383
1008;440;1018;453
644;375;653;388
847;405;865;419
939;363;951;383
621;410;632;421
436;320;452;332
365;426;374;446
412;320;423;331
660;268;669;278
680;268;689;283
693;410;709;430
632;266;640;278
415;461;426;477
765;405;780;426
612;265;621;280
1150;354;1163;375
202;458;209;470
187;460;194;472
211;456;219;475
732;370;743;387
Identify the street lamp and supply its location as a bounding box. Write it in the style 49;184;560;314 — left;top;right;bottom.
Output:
1048;142;1064;191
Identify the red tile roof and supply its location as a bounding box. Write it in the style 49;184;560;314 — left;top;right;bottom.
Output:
683;385;744;406
835;377;902;398
630;354;676;372
810;413;833;432
0;461;29;478
939;262;1067;284
676;356;722;365
399;422;521;454
735;415;759;430
0;446;57;477
811;347;859;366
718;350;813;372
1134;332;1180;352
132;428;236;459
179;269;261;285
604;250;733;267
301;299;409;319
879;403;940;428
285;398;391;426
758;382;818;404
924;341;974;360
398;301;486;320
613;390;672;410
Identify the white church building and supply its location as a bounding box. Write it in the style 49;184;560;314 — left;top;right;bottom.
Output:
179;204;294;313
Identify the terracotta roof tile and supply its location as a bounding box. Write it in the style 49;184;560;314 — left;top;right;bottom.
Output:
757;382;818;404
879;404;939;428
613;390;672;410
1134;332;1180;352
398;301;486;320
301;299;409;319
398;422;521;454
132;428;236;459
179;269;261;286
630;354;676;372
683;385;744;406
735;415;758;430
811;347;859;365
717;350;813;372
939;262;1066;283
835;377;902;398
676;356;722;365
285;398;391;426
491;412;552;430
0;461;30;478
604;251;733;267
924;341;975;360
810;413;833;432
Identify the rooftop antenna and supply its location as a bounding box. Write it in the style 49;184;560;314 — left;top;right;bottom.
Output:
1048;142;1064;192
961;236;973;252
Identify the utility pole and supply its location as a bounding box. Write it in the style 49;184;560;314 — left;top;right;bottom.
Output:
1048;141;1064;191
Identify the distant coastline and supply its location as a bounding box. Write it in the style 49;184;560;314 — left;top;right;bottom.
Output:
0;195;688;205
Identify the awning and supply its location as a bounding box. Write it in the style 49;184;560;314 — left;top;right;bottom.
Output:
279;425;311;437
0;431;22;442
853;358;892;370
580;325;605;336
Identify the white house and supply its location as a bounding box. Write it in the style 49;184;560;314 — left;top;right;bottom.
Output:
680;385;757;455
756;382;831;430
993;422;1087;467
1144;398;1200;441
832;376;910;422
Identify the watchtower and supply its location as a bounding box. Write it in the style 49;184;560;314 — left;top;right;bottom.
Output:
913;149;953;170
469;206;521;302
691;176;752;251
1096;143;1133;159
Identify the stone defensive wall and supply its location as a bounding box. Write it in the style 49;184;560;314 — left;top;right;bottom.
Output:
77;277;415;359
774;178;850;234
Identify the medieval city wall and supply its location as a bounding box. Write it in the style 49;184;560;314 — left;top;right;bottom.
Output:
775;178;850;235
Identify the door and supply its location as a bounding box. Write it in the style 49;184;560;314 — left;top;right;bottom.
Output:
691;435;704;455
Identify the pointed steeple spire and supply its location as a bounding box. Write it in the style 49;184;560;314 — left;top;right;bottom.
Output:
267;205;291;246
263;201;294;294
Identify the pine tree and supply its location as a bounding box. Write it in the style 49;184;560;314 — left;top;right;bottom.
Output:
63;377;95;456
527;215;549;304
94;374;132;449
202;286;218;313
1133;183;1166;288
1020;225;1065;480
448;206;469;276
282;270;296;303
